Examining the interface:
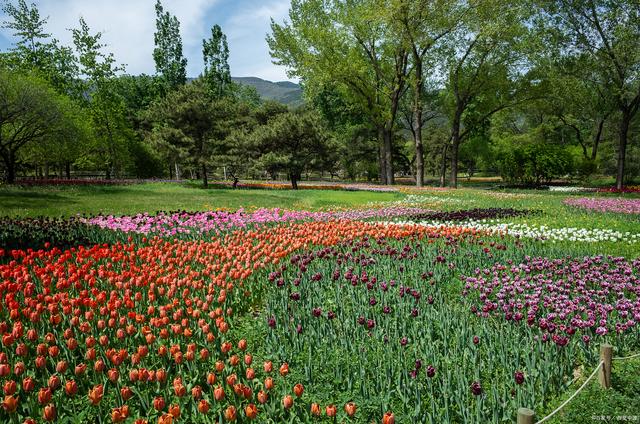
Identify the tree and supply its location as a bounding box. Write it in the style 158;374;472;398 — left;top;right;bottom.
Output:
540;0;640;189
389;0;465;186
1;0;78;93
0;70;86;183
71;17;131;179
146;79;240;187
153;0;187;93
250;109;336;189
442;0;527;188
202;25;231;98
268;0;409;185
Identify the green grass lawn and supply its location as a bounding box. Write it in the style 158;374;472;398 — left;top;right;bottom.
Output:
0;182;403;217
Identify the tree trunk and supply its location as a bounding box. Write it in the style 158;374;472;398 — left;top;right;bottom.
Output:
616;109;631;190
290;173;298;190
378;127;387;185
413;60;424;187
449;109;462;188
440;144;448;188
44;163;49;179
591;118;605;161
65;162;71;179
3;151;16;184
169;161;174;180
175;162;181;180
384;128;394;185
201;164;208;188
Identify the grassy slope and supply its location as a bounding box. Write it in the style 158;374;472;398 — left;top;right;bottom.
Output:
0;183;402;217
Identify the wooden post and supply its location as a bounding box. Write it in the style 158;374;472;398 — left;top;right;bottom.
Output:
517;407;535;424
599;343;613;389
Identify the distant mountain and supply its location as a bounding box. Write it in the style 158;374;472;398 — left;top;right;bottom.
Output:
232;77;303;107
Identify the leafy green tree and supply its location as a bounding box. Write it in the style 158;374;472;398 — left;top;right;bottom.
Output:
539;0;640;189
1;0;78;93
269;0;410;185
250;109;337;189
153;0;187;93
442;0;528;188
72;17;132;179
202;25;231;98
0;70;87;183
146;79;241;187
388;0;465;186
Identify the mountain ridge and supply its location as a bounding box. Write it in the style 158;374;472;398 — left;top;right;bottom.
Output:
232;76;303;106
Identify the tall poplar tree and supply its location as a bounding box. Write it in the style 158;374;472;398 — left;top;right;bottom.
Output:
153;0;187;93
202;24;231;98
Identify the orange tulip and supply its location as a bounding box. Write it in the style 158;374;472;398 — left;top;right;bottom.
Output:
279;362;289;376
43;404;56;421
153;396;165;411
240;403;256;419
326;404;337;417
168;404;180;418
224;405;237;421
382;412;395;424
293;383;304;397
214;386;225;401
282;395;293;409
88;385;103;406
2;395;17;413
157;413;173;424
257;390;268;404
310;403;321;416
197;399;210;414
263;361;273;373
344;402;357;417
264;377;274;390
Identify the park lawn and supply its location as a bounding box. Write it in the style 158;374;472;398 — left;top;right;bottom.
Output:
0;182;403;217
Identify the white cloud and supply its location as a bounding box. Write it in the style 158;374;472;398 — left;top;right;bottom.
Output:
0;0;295;81
224;0;292;81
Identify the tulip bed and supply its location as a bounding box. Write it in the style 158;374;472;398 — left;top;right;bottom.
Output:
0;189;639;423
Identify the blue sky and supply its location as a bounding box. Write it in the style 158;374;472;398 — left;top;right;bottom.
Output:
0;0;294;81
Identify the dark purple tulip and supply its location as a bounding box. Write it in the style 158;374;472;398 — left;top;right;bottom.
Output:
312;307;322;317
327;311;336;319
400;337;408;346
293;278;301;286
267;317;276;328
366;319;375;329
290;292;300;301
427;296;434;304
409;370;417;379
473;336;480;345
426;365;436;378
369;298;377;306
296;324;303;334
411;308;419;317
383;306;392;314
415;360;422;369
357;316;365;325
514;371;525;385
470;381;482;396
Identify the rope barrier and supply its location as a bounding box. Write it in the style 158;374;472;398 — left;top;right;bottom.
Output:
521;350;640;423
534;361;603;424
613;352;640;360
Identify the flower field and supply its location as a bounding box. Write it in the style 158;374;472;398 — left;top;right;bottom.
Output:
0;185;639;423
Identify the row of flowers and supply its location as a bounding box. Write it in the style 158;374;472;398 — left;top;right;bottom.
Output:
564;197;640;214
80;207;436;236
389;221;640;244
